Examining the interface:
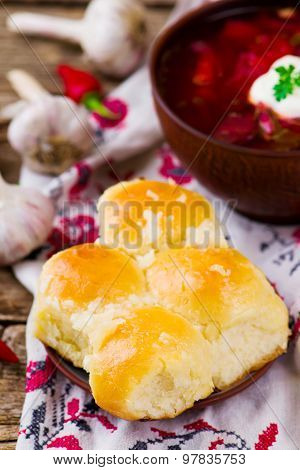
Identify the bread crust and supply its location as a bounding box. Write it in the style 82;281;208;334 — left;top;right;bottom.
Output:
98;179;227;254
34;179;290;420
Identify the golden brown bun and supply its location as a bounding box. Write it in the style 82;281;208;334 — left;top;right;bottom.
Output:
98;179;226;257
34;243;145;367
88;306;213;420
147;247;289;389
34;180;289;420
39;243;145;308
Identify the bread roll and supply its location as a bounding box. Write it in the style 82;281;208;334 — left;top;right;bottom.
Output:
98;179;226;259
34;243;145;367
34;180;289;420
88;306;213;420
147;247;289;389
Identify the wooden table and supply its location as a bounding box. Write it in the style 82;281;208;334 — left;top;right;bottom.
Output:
0;1;171;449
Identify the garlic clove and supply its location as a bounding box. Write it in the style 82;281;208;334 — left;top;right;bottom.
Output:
7;12;82;45
8;96;94;175
0;175;55;266
7;69;49;102
0;100;27;124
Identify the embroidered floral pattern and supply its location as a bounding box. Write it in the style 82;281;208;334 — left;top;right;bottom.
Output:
69;163;92;199
20;357;119;450
208;438;224;450
26;356;56;393
159;145;193;185
64;398;117;433
21;353;281;451
17;142;295;451
130;420;250;450
255;423;278;450
92;98;128;129
47;435;82;450
46;203;98;258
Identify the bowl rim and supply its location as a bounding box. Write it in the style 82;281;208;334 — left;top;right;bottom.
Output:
149;0;300;160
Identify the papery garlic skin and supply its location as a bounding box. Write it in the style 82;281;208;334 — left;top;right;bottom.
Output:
0;100;27;124
0;177;55;266
8;96;93;175
249;55;300;119
81;0;147;77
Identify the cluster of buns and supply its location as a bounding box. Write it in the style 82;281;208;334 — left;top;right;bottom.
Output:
34;179;289;420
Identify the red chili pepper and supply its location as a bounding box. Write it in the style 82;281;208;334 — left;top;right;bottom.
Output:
57;64;119;120
0;339;19;363
57;64;102;103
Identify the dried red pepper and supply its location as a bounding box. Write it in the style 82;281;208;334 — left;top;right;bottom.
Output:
57;64;118;120
0;339;19;363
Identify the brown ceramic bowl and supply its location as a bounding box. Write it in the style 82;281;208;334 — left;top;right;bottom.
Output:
150;0;300;224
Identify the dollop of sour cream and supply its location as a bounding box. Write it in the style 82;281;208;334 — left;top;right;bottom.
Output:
249;55;300;119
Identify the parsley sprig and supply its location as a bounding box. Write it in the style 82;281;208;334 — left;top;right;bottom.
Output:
273;64;300;101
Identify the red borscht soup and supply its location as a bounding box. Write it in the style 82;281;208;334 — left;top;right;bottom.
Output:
157;8;300;150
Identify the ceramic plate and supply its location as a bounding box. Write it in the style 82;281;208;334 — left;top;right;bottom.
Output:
45;345;274;410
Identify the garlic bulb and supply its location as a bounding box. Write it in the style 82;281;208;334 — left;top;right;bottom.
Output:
7;70;93;175
7;0;147;78
8;95;93;175
0;174;55;266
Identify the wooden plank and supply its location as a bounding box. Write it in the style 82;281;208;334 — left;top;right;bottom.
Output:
0;324;26;448
0;424;19;441
0;388;25;424
0;441;16;450
4;0;175;5
0;269;32;323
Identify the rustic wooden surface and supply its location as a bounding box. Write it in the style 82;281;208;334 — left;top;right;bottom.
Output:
4;0;175;4
0;2;170;450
